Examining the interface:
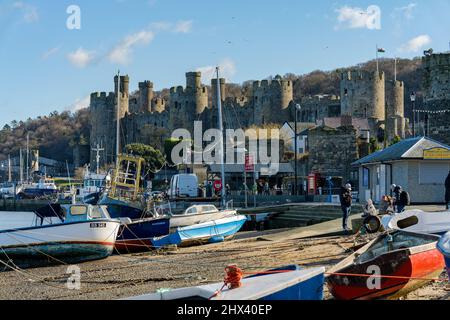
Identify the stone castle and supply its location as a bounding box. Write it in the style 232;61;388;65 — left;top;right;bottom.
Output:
422;52;450;144
89;68;408;166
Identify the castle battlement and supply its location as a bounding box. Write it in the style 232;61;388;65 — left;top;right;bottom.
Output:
342;70;385;82
423;53;450;68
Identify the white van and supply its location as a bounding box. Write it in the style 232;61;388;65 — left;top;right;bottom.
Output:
168;174;199;198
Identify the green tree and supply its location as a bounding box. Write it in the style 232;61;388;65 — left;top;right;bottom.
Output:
125;143;165;178
389;136;402;146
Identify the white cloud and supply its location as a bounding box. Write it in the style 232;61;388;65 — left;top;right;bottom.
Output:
42;46;61;60
335;5;381;30
12;1;38;23
398;35;432;53
108;30;155;65
197;58;237;82
66;96;90;112
173;20;193;33
67;48;96;68
394;3;417;20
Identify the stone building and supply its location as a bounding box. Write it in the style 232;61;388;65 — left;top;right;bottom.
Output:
422;52;450;145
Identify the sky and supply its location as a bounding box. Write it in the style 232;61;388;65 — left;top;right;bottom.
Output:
0;0;449;127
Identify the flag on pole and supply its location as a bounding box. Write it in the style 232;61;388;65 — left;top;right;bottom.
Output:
377;47;386;53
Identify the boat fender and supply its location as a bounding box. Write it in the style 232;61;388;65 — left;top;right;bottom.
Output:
363;215;382;234
209;236;225;243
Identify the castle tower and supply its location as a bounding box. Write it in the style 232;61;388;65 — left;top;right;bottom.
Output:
152;98;166;113
422;53;450;102
386;80;404;118
252;76;293;125
114;75;130;118
138;81;154;112
89;91;116;166
340;70;385;120
186;72;208;114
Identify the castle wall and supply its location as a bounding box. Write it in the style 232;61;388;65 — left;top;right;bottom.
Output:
422;53;450;145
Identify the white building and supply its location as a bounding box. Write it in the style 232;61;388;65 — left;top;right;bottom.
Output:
353;137;450;204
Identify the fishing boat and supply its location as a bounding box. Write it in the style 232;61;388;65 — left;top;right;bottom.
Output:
151;214;247;248
169;204;237;229
326;230;445;300
381;209;450;235
123;265;326;300
0;204;121;269
77;170;107;204
437;231;450;279
19;178;58;199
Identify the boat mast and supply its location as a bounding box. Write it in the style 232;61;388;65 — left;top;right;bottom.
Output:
19;149;23;184
26;132;29;182
116;70;121;166
92;143;104;174
8;154;11;183
216;67;226;208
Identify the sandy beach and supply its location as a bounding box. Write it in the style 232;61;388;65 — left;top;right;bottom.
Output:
0;218;448;300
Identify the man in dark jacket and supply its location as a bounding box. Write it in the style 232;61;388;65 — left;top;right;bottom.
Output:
445;171;450;210
339;183;353;232
396;186;410;213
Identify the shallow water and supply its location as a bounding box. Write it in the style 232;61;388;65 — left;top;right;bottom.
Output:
0;211;37;230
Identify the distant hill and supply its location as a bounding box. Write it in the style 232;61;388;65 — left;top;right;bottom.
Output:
0;109;90;162
0;57;425;162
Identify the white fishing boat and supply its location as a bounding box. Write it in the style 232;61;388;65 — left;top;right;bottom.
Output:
169;204;237;229
123;265;325;300
381;209;450;235
0;204;121;269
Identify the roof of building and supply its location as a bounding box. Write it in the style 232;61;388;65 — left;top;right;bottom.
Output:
352;137;450;166
284;122;317;133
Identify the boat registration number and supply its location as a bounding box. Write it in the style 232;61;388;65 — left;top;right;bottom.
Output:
90;222;107;228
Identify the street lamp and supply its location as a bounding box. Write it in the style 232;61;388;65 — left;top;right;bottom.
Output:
410;92;416;137
294;103;302;196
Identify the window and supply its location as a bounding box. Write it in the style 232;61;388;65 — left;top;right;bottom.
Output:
362;167;370;187
70;206;87;216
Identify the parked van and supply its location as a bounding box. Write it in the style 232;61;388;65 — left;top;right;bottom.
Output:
168;174;199;198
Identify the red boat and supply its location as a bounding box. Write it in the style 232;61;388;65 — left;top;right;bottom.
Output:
326;230;445;300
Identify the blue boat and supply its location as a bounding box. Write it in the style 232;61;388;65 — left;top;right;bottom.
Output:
436;231;450;279
123;265;325;300
115;217;170;252
151;215;247;249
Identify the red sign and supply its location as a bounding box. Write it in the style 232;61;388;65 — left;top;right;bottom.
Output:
245;154;255;172
213;180;222;191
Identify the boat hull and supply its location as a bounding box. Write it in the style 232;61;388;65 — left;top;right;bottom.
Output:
123;266;325;300
152;215;246;248
327;232;445;300
0;219;120;269
115;218;170;252
436;231;450;279
98;196;146;220
170;210;237;229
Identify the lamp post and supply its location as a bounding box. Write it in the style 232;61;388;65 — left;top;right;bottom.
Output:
294;104;302;196
410;92;416;137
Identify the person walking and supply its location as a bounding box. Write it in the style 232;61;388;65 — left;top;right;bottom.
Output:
339;183;353;233
445;171;450;210
396;186;410;213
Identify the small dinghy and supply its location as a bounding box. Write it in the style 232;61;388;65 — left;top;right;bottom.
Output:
151;215;247;248
437;231;450;279
381;209;450;235
0;204;121;269
326;230;445;300
123;265;325;300
169;204;237;229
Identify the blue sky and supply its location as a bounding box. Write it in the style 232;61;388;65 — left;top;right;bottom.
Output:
1;0;449;126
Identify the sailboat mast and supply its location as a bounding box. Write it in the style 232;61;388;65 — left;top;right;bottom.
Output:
26;133;29;182
19;149;23;183
216;67;226;208
8;154;11;183
116;70;121;165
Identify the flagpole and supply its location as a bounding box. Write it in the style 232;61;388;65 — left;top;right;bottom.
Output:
376;45;379;73
394;57;397;82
